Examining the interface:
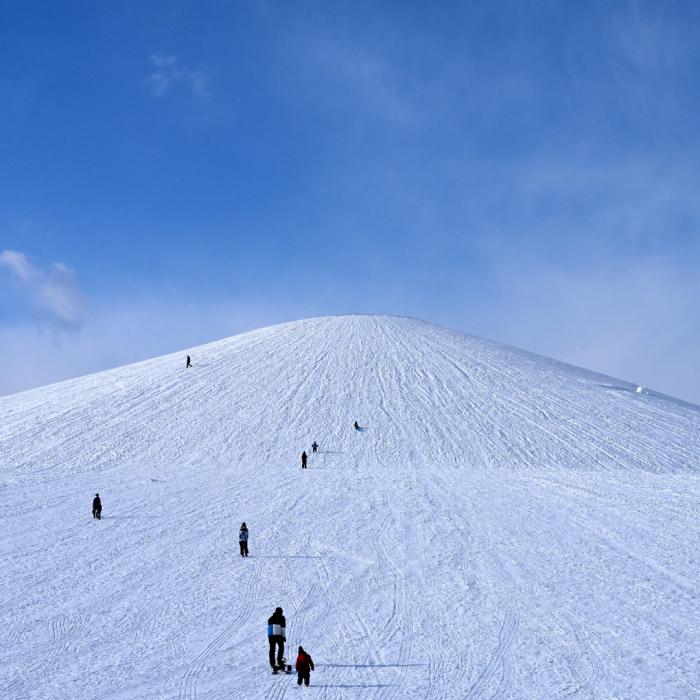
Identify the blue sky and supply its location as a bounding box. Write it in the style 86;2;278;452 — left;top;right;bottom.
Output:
1;0;699;403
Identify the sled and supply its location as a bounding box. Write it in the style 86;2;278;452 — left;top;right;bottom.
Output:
272;658;293;674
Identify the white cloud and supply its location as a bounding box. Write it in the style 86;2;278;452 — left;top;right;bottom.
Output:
145;54;209;98
0;249;34;282
0;250;84;329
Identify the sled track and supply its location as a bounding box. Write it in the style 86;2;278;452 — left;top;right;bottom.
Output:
1;613;85;698
367;383;474;700
311;544;386;697
421;470;475;698
421;637;446;700
362;391;418;700
178;559;261;700
373;534;415;700
564;615;604;696
465;608;519;699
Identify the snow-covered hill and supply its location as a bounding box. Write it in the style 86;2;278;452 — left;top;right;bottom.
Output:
1;315;698;699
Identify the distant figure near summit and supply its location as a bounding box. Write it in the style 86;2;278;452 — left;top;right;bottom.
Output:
311;441;318;454
186;355;192;368
301;451;308;469
92;493;102;520
267;607;286;670
239;522;249;557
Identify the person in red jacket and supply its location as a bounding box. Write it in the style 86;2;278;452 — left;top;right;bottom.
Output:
295;646;314;686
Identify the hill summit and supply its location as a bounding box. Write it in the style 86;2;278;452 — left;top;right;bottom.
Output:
2;315;696;482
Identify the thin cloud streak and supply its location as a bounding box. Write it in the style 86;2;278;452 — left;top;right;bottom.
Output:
144;54;209;98
0;250;84;329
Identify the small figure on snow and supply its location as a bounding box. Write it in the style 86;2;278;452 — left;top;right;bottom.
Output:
311;441;318;454
301;451;308;469
186;355;192;368
295;646;315;687
353;421;361;431
267;607;286;669
239;522;249;557
92;493;102;520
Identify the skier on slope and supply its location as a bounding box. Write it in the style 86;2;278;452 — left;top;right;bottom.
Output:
353;421;361;431
186;355;192;368
311;441;318;454
239;522;249;557
92;493;102;520
301;451;308;469
267;607;286;670
295;646;315;687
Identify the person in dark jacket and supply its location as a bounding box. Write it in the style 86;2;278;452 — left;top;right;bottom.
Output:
295;646;315;686
311;441;318;454
92;493;102;519
301;451;308;469
239;522;249;557
267;607;286;669
186;355;192;368
353;421;361;431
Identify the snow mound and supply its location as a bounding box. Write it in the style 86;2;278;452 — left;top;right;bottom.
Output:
1;315;698;698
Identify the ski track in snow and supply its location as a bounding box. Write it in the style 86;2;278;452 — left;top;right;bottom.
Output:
563;614;605;697
465;609;520;699
179;559;262;700
1;315;699;699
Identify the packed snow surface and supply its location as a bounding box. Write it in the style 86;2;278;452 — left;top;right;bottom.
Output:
1;315;699;699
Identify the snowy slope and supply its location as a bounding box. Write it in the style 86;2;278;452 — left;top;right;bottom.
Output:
1;315;698;699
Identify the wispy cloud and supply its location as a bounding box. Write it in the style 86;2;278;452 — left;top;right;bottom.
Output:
303;38;419;127
145;54;209;98
0;250;84;329
611;1;688;71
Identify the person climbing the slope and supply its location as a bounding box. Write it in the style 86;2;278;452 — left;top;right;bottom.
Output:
311;441;318;454
353;421;361;431
267;607;286;669
301;451;308;469
92;493;102;519
239;522;249;557
186;355;192;368
295;646;315;687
